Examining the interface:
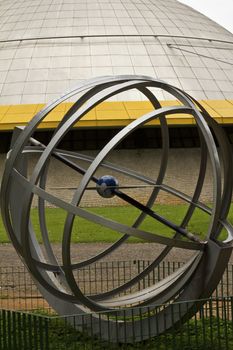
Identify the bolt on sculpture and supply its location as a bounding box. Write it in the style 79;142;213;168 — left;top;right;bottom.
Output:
1;75;233;343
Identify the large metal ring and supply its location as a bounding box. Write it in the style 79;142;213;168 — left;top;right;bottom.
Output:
1;75;233;342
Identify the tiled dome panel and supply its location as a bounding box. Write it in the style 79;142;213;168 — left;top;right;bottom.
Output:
0;0;233;104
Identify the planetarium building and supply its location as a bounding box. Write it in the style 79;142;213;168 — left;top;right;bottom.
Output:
0;0;233;205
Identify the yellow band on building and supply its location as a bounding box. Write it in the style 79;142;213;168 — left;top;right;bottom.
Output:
0;99;233;131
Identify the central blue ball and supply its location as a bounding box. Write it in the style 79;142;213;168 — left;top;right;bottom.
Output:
96;175;119;198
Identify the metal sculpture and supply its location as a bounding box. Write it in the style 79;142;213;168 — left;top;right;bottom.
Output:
1;75;233;343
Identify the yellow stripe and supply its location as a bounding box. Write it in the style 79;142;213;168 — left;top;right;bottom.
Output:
0;100;232;131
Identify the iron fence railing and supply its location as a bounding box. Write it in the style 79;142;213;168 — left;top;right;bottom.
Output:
0;297;233;349
0;260;232;312
0;261;233;348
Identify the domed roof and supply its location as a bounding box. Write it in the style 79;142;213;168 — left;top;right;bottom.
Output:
0;0;233;104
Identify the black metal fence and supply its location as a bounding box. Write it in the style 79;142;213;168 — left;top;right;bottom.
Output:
0;297;233;349
0;260;232;312
0;260;233;349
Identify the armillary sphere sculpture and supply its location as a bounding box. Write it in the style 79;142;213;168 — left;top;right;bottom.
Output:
1;75;233;343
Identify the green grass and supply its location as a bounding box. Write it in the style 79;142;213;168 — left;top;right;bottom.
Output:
0;204;232;243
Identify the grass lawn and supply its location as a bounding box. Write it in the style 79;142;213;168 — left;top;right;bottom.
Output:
0;204;232;243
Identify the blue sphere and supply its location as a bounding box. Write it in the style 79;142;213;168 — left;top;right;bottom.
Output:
96;175;118;198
